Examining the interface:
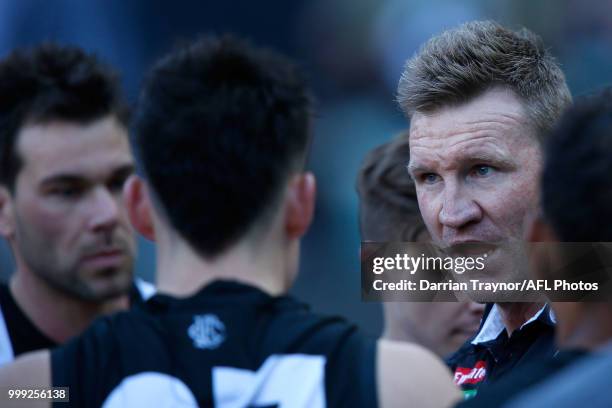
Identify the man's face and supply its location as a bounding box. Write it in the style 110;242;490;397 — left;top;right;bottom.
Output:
408;87;542;288
387;301;484;357
8;116;136;301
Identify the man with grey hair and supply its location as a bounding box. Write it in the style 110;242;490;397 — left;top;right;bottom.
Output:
397;20;572;398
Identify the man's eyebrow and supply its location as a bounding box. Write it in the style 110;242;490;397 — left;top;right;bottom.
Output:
406;162;432;176
40;174;88;186
40;164;135;186
407;152;515;175
464;151;515;167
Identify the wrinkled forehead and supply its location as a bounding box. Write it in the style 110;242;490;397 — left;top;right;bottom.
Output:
407;89;538;169
16;116;132;180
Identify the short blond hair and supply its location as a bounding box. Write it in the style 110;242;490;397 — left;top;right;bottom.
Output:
397;20;572;139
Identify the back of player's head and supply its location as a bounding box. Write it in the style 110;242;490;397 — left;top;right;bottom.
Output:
132;36;313;258
0;43;128;191
397;20;571;139
542;89;612;242
356;132;424;241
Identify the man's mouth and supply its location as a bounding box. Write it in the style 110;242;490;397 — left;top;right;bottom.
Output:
442;241;498;257
81;248;125;269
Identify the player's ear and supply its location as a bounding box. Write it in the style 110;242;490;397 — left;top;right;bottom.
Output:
0;186;15;238
285;172;316;239
124;175;156;241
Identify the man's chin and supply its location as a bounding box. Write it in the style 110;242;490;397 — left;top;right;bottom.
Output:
72;267;134;302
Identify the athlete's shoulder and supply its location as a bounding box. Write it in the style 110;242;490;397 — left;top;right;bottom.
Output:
378;339;461;408
258;301;378;407
261;296;369;353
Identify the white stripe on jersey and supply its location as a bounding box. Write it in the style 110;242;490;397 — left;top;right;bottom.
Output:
103;372;197;407
101;354;326;407
213;354;325;408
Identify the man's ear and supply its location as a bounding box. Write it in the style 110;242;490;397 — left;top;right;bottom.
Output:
124;175;156;241
0;186;15;239
285;172;316;239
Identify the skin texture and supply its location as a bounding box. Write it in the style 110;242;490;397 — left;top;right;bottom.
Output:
125;172;317;298
408;87;542;304
384;300;484;357
1;116;136;301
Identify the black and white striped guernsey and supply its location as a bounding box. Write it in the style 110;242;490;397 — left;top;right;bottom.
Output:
51;280;377;407
0;278;155;366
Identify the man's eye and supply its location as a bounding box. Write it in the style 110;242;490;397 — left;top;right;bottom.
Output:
472;165;495;177
422;173;440;184
50;186;83;198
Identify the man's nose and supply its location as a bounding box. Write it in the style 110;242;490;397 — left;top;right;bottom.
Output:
87;187;120;232
438;182;482;229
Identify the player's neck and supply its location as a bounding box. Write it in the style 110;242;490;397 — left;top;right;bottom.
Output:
155;235;294;298
10;268;128;344
496;301;544;336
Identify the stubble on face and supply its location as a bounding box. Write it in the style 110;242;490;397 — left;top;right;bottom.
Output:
11;116;136;302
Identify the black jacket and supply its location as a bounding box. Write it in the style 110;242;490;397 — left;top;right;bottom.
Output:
446;303;556;400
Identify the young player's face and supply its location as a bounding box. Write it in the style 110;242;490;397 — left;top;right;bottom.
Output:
408;87;542;293
9;116;136;301
387;300;484;357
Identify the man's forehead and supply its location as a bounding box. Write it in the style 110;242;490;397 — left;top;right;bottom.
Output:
409;87;530;140
17;116;132;178
407;89;536;166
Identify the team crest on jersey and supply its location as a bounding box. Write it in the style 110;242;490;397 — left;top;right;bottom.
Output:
454;361;487;385
188;314;226;350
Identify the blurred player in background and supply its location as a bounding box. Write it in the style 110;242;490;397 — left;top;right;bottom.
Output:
0;36;460;408
0;44;153;365
357;133;484;358
397;20;572;396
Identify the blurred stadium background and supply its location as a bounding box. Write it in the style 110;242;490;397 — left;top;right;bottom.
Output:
1;0;611;336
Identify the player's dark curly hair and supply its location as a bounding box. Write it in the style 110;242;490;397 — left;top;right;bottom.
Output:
132;36;313;258
0;43;128;191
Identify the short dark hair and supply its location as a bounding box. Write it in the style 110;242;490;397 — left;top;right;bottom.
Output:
542;89;612;242
133;36;313;258
0;43;128;190
397;20;571;139
356;131;425;241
